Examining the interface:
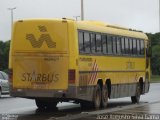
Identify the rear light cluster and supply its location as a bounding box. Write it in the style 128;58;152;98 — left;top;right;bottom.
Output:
8;69;13;83
68;69;75;84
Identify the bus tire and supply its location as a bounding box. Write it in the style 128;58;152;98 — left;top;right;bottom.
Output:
46;101;58;110
101;85;108;108
93;84;101;109
80;101;92;110
131;83;141;104
35;99;57;110
35;99;46;110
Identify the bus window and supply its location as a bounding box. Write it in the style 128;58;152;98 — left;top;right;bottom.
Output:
102;35;107;54
78;31;84;53
125;38;129;54
112;36;117;54
117;37;121;55
107;35;113;54
137;40;140;55
91;33;96;53
140;40;145;55
129;39;133;55
84;32;91;53
96;34;102;53
121;37;125;54
133;39;137;55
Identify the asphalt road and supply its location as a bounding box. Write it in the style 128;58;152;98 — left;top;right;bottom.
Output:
0;83;160;120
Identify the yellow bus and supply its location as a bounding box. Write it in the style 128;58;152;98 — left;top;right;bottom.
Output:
9;18;150;110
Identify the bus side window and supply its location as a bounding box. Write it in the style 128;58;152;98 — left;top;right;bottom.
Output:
121;37;125;55
129;38;133;55
78;31;85;53
91;33;96;53
107;35;113;55
84;32;91;53
112;36;117;55
137;39;140;55
125;37;129;55
102;35;107;54
133;39;137;55
140;40;145;55
117;37;121;55
96;34;102;54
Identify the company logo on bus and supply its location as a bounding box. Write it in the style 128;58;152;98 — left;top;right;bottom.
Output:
26;26;56;48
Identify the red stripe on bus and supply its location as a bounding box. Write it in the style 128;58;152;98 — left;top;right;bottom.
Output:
88;60;96;84
91;64;98;84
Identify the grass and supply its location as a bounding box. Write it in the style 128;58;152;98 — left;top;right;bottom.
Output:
151;75;160;82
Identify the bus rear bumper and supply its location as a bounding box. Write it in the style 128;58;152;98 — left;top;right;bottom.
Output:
10;86;77;99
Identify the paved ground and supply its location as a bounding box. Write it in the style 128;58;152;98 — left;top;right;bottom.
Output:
73;101;160;120
0;83;160;120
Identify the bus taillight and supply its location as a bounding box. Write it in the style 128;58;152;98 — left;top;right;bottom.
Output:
68;69;76;84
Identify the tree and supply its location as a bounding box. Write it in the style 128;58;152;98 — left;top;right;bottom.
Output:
147;33;160;75
151;45;160;74
0;40;10;72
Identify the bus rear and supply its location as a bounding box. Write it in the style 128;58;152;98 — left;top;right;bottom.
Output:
9;19;72;102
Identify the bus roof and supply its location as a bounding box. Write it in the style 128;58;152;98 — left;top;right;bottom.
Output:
76;20;148;40
14;18;148;40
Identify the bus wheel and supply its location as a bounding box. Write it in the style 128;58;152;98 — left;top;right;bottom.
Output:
35;99;57;110
93;84;101;109
80;101;92;110
101;85;108;108
35;99;46;110
46;101;58;110
131;83;141;104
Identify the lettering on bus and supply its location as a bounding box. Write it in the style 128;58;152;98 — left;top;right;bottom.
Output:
21;72;59;83
80;57;93;67
44;56;60;61
79;57;92;62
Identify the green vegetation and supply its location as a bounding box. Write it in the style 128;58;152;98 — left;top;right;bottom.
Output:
151;75;160;82
0;40;10;73
147;33;160;75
